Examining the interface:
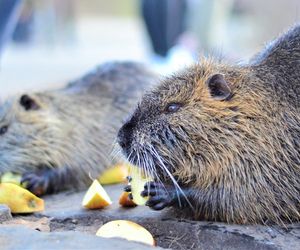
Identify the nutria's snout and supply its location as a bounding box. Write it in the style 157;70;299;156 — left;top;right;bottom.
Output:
117;118;135;156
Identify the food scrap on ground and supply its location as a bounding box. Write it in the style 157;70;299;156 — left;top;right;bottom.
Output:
82;179;112;209
128;166;153;206
98;163;129;185
96;220;155;246
0;172;25;187
119;191;136;207
0;183;44;213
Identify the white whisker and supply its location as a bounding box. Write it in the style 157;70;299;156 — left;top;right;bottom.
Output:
149;144;194;211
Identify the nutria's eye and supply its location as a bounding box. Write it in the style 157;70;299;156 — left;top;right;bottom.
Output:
165;103;181;113
20;94;39;111
0;125;8;135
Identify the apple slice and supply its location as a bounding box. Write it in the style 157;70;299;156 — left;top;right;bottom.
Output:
96;220;155;246
1;171;26;186
129;166;153;205
119;192;136;207
82;180;112;209
0;183;44;213
98;163;129;185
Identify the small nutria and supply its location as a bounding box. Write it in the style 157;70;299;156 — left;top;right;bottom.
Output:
0;62;157;195
118;25;300;225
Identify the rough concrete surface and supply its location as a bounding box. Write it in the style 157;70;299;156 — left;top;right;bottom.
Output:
0;205;12;223
0;184;299;250
0;225;162;250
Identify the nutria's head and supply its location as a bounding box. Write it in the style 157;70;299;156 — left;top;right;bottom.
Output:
118;60;300;223
118;61;258;181
0;93;71;173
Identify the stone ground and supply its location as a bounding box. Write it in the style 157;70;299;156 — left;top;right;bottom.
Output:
0;184;299;250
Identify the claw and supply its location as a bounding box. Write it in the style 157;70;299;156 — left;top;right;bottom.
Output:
151;202;168;211
21;172;47;196
140;190;148;197
21;168;55;196
143;181;155;189
124;185;132;192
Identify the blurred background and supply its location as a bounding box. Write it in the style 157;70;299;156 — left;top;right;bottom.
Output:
1;0;300;99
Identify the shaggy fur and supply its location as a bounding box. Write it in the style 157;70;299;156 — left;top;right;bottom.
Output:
118;25;300;225
0;62;157;195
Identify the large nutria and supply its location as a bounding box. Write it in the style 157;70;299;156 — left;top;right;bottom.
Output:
118;25;300;225
0;62;157;195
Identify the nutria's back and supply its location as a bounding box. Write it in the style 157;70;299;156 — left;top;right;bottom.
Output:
252;25;300;107
117;25;300;225
0;61;157;195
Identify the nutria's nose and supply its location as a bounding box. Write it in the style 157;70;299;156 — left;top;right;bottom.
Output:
117;119;135;154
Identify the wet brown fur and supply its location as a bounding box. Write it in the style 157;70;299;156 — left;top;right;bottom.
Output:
118;25;300;225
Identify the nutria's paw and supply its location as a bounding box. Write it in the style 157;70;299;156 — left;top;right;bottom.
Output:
21;169;53;196
141;181;173;210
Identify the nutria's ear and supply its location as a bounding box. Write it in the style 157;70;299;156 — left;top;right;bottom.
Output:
20;94;40;111
206;74;232;101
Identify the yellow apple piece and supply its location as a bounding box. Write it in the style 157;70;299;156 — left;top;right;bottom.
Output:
98;163;129;185
1;172;21;185
129;166;153;205
82;180;112;209
0;183;44;213
96;220;155;246
1;172;28;189
119;192;136;207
